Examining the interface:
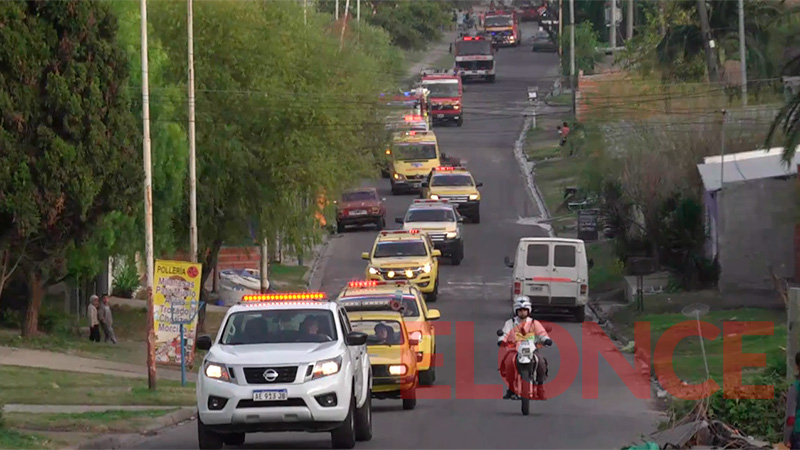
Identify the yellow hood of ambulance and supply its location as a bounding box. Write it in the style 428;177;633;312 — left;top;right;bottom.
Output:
394;159;440;177
371;257;429;269
430;186;478;196
366;345;405;365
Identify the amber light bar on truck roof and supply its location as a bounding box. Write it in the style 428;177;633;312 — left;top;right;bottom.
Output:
242;292;326;302
433;166;465;171
348;280;409;288
380;229;420;235
404;115;424;122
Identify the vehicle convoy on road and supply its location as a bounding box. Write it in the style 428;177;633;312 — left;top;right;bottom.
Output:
484;10;520;47
454;35;496;82
362;230;442;302
342;303;419;410
396;199;465;265
337;280;441;385
420;166;483;223
383;89;432;130
335;188;387;233
503;238;594;322
419;69;464;127
388;130;443;195
194;292;372;450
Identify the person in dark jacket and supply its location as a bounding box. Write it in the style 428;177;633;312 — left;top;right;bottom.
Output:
784;351;800;448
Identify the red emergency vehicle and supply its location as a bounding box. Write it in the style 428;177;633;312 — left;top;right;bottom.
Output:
420;69;463;127
484;9;520;47
454;35;496;83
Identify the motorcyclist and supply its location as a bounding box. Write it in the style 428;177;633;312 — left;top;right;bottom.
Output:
497;296;552;400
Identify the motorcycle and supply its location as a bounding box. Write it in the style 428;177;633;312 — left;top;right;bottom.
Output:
496;327;552;415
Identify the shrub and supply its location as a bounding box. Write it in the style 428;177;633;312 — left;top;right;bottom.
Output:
112;259;140;298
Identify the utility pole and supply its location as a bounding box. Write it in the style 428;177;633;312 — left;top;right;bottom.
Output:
697;0;720;83
260;238;269;294
569;0;575;114
139;0;157;391
716;109;726;263
627;0;633;41
610;0;617;48
558;0;563;57
357;0;360;22
738;0;747;106
788;288;800;382
304;0;307;25
187;0;198;264
335;0;339;20
339;0;350;51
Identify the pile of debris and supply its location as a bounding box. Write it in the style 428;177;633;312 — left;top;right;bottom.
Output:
627;401;773;450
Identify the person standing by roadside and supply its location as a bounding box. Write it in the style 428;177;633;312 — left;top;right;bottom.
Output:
784;351;800;449
98;294;118;344
88;295;100;342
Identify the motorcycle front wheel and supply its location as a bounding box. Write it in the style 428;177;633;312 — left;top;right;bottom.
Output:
517;363;533;416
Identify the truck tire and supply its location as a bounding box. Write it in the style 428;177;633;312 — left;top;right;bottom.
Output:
197;415;223;450
457;117;463;127
222;434;245;446
402;388;417;410
426;278;439;303
331;395;356;449
354;385;373;442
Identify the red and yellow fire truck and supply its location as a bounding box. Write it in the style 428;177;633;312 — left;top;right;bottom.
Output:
484;10;520;47
420;69;463;127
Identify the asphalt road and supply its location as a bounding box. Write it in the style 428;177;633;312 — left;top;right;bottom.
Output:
134;24;661;449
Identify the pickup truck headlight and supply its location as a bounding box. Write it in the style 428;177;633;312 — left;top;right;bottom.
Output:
368;266;379;275
469;194;479;200
389;364;408;376
204;362;231;382
422;263;432;273
446;232;458;239
311;356;343;379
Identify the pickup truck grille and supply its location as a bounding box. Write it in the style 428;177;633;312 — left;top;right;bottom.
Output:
438;195;469;203
376;268;416;280
372;364;391;377
427;233;447;242
432;104;456;111
242;366;298;384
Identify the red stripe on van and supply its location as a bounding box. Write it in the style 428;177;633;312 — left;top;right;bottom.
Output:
531;277;573;282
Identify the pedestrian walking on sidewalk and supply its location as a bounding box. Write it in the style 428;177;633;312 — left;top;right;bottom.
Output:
88;295;101;342
98;294;118;344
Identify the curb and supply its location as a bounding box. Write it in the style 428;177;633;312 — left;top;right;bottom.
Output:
514;113;554;237
75;407;196;450
307;234;335;292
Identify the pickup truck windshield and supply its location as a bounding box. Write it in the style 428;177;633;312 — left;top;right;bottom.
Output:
406;209;454;222
431;174;473;187
351;320;405;345
220;309;338;345
393;144;437;161
373;241;428;258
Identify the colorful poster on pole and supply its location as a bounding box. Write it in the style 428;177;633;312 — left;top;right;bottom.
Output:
153;259;202;369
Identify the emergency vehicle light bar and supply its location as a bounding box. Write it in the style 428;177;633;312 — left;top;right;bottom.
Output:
413;199;450;204
379;229;420;235
341;299;406;313
348;280;409;288
404;115;423;122
242;292;326;301
434;166;464;171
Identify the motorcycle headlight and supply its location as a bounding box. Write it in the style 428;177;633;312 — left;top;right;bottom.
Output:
469;194;479;200
429;195;439;200
368;266;379;275
422;263;432;273
446;232;458;239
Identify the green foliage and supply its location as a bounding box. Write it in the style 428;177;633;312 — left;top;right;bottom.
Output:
368;1;450;51
0;1;140;288
112;259;140;299
145;0;398;286
560;22;603;76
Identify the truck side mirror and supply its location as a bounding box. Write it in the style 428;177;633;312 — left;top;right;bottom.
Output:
504;256;513;268
395;217;404;224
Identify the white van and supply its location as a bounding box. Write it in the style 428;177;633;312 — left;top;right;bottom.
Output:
503;238;594;322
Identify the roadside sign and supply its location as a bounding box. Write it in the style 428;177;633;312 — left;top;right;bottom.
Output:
577;209;599;241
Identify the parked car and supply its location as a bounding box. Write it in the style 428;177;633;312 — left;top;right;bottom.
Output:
532;30;557;52
335;188;387;233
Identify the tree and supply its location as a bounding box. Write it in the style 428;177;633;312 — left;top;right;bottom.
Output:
768;53;800;164
147;0;398;327
0;1;140;336
560;21;603;76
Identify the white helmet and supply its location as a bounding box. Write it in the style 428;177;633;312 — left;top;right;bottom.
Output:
513;295;532;313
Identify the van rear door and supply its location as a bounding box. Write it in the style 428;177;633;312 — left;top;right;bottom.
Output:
549;243;581;304
517;241;583;307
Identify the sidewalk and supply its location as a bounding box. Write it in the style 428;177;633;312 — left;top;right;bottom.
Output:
0;346;197;382
3;404;185;414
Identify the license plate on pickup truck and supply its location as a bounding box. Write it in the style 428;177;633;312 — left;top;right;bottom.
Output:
436;114;445;118
253;390;288;401
350;210;367;216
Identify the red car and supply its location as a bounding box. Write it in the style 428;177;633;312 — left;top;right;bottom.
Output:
335;187;387;233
